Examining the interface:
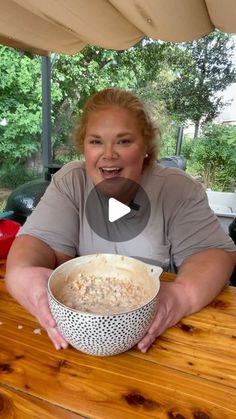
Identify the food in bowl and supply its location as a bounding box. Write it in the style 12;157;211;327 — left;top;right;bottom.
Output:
55;266;154;315
48;254;162;356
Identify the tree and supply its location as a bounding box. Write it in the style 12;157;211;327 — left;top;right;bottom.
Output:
1;33;235;186
0;46;42;169
183;123;236;191
0;42;168;173
160;31;236;137
50;40;167;160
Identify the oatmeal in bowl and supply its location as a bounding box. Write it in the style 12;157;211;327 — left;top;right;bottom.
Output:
48;254;162;356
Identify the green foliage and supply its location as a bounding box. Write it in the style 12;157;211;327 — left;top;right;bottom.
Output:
0;34;236;193
0;46;42;165
159;122;179;158
0;164;41;189
51;41;166;152
53;144;80;165
0;42;167;172
183;123;236;191
159;31;236;135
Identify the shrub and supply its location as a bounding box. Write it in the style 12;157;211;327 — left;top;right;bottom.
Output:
0;165;42;189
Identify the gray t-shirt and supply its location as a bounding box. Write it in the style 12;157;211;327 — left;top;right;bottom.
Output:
19;161;235;271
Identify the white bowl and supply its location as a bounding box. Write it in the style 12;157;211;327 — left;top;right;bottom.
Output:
48;254;162;356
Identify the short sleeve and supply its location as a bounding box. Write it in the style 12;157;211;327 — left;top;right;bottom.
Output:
166;177;236;267
18;173;80;257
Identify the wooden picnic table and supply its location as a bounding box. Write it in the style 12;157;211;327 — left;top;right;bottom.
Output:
0;262;236;418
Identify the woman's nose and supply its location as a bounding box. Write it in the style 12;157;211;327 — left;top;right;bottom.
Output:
103;145;118;159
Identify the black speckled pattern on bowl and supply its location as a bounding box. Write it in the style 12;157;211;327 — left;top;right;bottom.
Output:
48;293;158;356
47;254;162;357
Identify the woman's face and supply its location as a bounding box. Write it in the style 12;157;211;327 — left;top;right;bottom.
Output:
84;106;146;186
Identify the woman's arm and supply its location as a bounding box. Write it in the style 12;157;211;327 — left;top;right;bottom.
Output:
137;249;236;353
6;234;72;270
175;248;235;311
6;234;72;350
6;235;57;270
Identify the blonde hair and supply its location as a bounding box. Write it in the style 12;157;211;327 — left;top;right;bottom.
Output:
73;88;160;167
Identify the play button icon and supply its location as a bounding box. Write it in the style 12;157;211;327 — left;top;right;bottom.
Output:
108;198;131;222
85;177;151;242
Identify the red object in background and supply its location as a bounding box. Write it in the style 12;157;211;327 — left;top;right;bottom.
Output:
0;219;21;259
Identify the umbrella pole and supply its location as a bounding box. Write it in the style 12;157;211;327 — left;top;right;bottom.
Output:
175;127;184;156
41;55;52;180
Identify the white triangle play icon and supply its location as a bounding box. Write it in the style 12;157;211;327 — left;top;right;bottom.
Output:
108;197;131;222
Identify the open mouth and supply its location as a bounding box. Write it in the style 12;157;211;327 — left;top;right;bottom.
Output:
99;167;122;178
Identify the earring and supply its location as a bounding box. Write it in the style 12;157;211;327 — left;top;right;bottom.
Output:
144;153;148;158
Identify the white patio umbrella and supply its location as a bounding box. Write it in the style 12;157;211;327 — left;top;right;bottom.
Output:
0;0;236;55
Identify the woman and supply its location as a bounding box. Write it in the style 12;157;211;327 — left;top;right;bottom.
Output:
6;88;236;353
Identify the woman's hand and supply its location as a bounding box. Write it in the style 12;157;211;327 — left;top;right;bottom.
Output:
6;266;69;350
137;281;190;353
137;249;235;353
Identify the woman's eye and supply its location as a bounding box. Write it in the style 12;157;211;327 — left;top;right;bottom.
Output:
117;138;132;145
89;139;102;145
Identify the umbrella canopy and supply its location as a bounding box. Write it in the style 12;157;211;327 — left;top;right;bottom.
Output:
0;0;236;55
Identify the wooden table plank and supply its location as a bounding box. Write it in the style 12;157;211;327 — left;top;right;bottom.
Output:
1;275;236;418
0;315;236;418
1;283;236;386
1;302;236;391
0;384;84;418
1;340;236;418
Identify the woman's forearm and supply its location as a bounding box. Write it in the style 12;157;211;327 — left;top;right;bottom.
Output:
6;235;57;272
5;235;69;351
176;249;236;315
